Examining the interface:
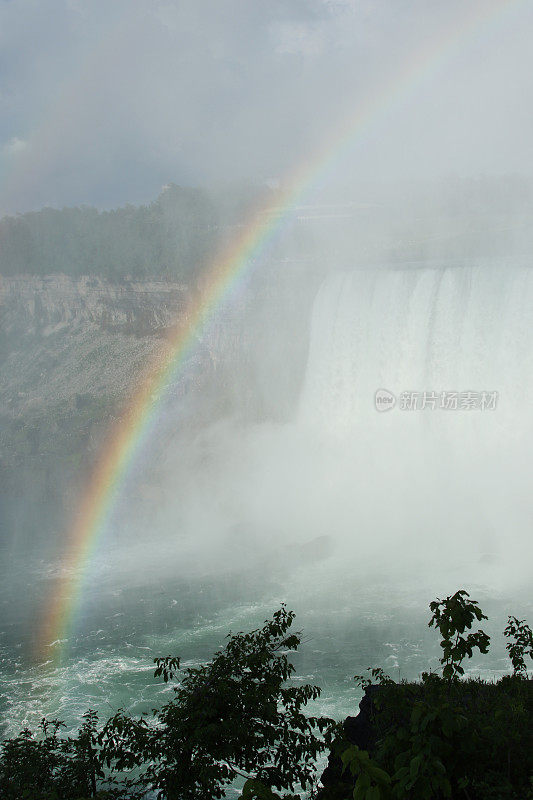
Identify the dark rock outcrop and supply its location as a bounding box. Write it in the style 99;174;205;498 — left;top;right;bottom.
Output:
318;685;380;799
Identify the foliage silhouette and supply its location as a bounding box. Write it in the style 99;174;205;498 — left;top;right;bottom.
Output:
320;591;531;800
98;605;335;799
1;593;531;800
504;615;533;676
428;589;490;682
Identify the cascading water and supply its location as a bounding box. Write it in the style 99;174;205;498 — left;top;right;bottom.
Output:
296;263;533;586
300;263;533;430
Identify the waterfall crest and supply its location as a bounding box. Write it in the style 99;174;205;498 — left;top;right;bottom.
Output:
300;264;533;433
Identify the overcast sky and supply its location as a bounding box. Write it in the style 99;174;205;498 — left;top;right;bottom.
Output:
0;0;532;215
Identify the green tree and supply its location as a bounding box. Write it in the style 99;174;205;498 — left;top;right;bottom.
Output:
0;712;134;799
428;590;490;682
504;616;533;676
99;605;335;799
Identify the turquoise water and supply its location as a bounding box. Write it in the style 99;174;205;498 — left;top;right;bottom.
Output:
0;549;521;740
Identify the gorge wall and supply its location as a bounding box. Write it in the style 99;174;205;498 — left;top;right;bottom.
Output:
0;274;249;556
0;268;317;558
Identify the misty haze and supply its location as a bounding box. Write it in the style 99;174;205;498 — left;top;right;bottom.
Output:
0;1;532;798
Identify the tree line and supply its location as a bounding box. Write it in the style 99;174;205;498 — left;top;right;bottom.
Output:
0;183;273;281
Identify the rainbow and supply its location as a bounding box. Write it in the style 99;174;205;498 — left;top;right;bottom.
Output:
39;0;524;657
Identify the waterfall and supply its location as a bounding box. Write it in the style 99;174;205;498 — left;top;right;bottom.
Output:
296;263;533;578
300;264;533;429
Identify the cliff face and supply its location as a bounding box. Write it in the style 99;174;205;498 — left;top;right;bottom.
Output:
0;274;238;554
0;269;313;556
0;274;190;338
0;276;195;416
0;270;311;418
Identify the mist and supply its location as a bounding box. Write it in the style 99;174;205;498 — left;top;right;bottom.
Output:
1;0;533;753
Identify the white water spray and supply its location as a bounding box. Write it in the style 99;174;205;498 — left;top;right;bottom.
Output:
295;263;533;587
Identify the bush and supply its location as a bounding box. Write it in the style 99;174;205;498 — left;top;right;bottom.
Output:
321;591;532;800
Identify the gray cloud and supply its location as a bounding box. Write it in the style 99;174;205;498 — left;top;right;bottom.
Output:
1;0;532;214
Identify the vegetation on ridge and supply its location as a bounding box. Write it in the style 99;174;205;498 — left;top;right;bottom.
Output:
0;184;220;280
